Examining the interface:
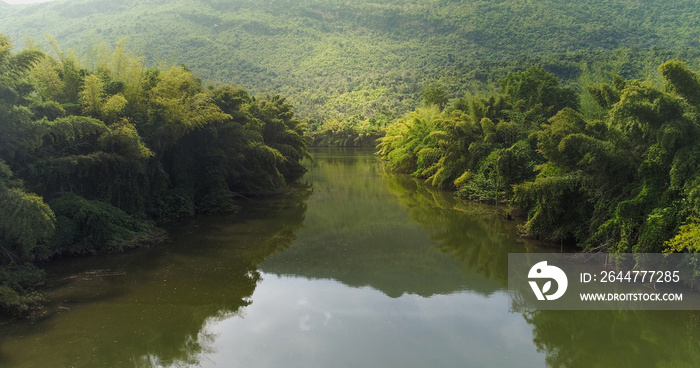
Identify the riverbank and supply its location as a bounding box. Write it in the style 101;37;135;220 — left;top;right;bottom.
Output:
2;149;698;368
376;64;700;254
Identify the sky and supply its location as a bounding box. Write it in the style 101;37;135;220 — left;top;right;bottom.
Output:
2;0;56;4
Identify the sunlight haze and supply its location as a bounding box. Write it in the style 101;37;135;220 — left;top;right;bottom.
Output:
3;0;55;4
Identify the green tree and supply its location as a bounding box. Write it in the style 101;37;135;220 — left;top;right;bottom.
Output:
498;66;579;127
421;84;449;110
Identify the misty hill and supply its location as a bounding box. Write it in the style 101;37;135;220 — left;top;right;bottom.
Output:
1;0;699;121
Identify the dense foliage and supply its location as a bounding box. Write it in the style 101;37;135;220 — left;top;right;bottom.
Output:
379;63;700;255
307;116;386;147
2;0;700;317
1;0;699;123
0;35;307;317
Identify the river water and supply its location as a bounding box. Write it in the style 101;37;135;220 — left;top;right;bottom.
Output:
0;149;699;367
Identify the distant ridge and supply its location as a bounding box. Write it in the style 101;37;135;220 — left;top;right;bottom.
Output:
1;0;699;121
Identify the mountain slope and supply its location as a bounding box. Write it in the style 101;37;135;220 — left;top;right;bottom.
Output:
1;0;699;121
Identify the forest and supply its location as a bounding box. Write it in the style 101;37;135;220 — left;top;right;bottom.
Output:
2;0;700;123
378;63;700;256
0;34;307;316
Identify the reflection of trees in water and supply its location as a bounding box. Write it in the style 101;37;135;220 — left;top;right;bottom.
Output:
262;152;520;298
126;184;311;367
382;168;540;286
140;311;228;368
383;170;700;367
505;240;700;367
518;309;700;368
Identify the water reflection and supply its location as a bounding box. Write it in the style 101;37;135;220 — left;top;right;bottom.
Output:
260;149;536;297
145;276;543;368
142;149;547;367
3;150;700;368
381;169;546;287
520;309;700;368
0;186;310;368
378;161;700;367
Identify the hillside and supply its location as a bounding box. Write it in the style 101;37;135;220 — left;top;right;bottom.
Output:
1;0;699;121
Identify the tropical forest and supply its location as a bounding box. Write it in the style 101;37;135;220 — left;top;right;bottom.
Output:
1;0;700;367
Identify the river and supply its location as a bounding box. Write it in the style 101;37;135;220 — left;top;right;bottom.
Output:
0;149;698;367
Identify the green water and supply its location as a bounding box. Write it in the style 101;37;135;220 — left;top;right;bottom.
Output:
1;149;699;367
